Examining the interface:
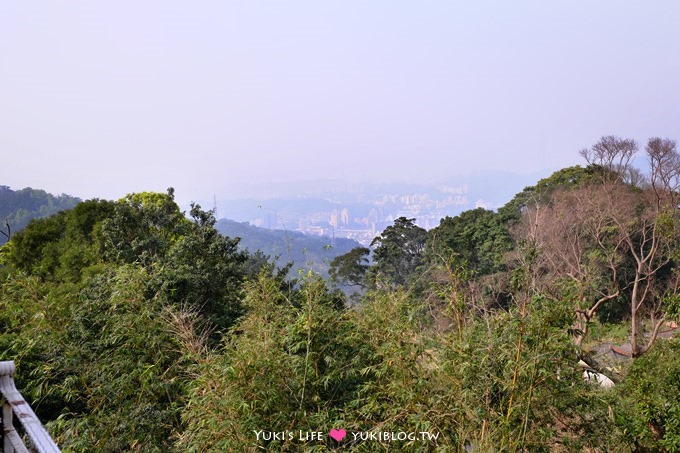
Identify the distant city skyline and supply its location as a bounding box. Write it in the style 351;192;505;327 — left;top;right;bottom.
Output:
212;171;545;244
2;2;679;209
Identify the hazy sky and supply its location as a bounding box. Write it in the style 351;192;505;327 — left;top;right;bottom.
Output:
2;1;679;206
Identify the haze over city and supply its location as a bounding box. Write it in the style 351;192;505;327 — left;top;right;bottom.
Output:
2;1;679;210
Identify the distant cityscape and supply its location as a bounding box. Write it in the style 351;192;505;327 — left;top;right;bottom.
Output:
216;173;541;245
257;186;469;245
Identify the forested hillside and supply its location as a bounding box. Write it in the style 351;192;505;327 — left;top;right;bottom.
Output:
0;186;80;244
216;218;361;278
1;137;680;451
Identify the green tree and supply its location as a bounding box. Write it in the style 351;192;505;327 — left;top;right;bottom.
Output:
498;165;597;224
328;246;370;288
426;208;512;276
152;204;247;333
99;188;190;266
370;217;427;287
5;211;68;278
4;199;114;281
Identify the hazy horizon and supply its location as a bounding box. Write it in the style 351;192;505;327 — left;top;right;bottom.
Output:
2;2;679;208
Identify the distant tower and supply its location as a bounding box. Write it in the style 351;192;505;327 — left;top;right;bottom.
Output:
212;194;217;217
341;207;349;226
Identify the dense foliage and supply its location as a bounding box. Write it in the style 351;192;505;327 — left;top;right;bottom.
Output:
2;136;680;451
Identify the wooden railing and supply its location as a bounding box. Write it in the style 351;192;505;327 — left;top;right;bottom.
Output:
0;361;60;452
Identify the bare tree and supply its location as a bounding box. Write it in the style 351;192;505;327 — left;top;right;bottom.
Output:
579;136;637;185
647;137;680;207
524;136;680;356
523;185;627;347
583;136;680;356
